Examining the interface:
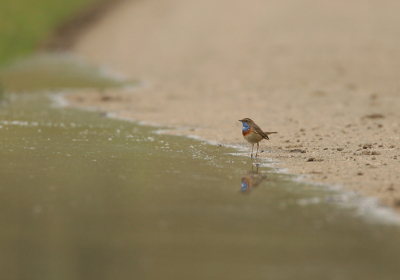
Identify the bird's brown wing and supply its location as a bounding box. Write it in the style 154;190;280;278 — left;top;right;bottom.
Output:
252;125;270;140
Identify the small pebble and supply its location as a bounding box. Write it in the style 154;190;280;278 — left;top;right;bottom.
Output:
393;198;400;207
365;113;385;119
290;149;306;153
337;148;344;151
357;172;363;176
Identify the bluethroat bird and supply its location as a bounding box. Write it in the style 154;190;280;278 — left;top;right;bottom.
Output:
239;118;277;157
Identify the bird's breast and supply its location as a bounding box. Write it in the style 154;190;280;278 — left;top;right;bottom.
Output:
242;127;252;136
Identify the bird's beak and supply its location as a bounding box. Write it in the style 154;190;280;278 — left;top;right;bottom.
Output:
239;120;243;122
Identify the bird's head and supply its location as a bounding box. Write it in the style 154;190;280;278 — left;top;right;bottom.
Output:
239;118;254;126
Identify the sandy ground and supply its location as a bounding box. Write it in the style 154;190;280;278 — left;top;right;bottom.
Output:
65;0;400;209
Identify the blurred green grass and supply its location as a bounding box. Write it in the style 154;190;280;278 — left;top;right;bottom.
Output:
0;0;104;66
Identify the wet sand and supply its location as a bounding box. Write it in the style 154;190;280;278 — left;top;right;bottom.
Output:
65;0;400;208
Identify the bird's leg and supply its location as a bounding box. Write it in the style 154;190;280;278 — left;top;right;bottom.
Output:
255;142;259;157
251;144;254;158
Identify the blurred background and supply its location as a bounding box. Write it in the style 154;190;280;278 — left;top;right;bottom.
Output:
1;1;400;280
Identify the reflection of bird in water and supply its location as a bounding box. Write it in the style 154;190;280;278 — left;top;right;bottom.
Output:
240;165;268;194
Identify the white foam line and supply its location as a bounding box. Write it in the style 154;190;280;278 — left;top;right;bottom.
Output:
49;92;70;108
51;91;400;226
290;174;400;225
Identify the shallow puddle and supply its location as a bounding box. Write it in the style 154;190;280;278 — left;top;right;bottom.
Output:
1;57;400;280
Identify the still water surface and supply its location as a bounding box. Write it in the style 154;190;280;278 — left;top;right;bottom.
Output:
1;91;400;279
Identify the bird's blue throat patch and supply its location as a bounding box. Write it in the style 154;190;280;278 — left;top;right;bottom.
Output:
242;122;250;132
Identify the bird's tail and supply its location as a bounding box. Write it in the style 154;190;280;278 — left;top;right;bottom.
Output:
264;131;277;135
